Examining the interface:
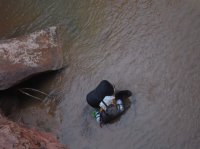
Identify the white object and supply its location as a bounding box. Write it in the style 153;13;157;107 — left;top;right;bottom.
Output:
99;96;115;111
116;99;124;112
95;111;101;123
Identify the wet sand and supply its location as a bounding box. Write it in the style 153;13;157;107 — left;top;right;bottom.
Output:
1;0;200;149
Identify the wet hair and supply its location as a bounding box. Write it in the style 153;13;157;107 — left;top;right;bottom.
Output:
115;90;132;100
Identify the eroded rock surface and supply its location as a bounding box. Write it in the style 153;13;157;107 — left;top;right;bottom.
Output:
0;112;67;149
0;27;63;90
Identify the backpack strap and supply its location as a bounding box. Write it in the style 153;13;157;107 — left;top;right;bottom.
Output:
101;100;108;108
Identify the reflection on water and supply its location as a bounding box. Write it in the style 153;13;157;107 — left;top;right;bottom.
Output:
1;0;200;149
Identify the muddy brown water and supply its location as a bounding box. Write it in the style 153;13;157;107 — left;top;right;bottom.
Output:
1;0;200;149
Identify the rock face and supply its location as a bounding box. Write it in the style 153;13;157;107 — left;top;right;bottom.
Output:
0;112;67;149
0;27;63;90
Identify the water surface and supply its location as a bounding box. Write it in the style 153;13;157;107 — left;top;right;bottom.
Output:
1;0;200;149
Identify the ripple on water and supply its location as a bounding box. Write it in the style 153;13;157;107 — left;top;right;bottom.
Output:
1;0;200;149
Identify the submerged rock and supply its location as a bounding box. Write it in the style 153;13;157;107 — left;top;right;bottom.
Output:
0;112;67;149
0;27;63;90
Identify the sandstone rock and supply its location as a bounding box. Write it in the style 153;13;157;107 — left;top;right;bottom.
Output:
0;27;63;90
0;112;67;149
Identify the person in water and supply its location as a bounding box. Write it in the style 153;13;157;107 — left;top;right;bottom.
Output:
86;80;132;125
